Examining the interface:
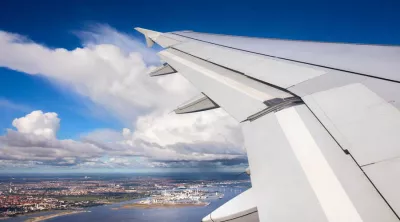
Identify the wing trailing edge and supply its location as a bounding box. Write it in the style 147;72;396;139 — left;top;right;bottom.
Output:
202;188;258;222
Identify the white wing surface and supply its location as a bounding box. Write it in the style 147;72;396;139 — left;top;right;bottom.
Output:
136;27;400;222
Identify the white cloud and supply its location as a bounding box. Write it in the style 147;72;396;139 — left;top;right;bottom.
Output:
12;110;59;139
0;25;196;121
0;25;246;169
0;129;104;164
0;111;246;168
132;109;242;148
81;128;124;142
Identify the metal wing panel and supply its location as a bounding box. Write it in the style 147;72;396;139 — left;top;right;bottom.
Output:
171;31;400;82
293;105;398;222
303;83;400;166
158;48;292;121
298;78;400;218
173;41;258;68
362;78;400;110
242;108;329;222
134;28;185;48
242;105;398;222
173;41;326;88
161;33;190;42
158;49;266;121
288;69;367;97
152;35;182;48
363;159;400;216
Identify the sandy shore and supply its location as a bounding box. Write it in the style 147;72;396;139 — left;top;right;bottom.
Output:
120;202;208;209
24;210;87;222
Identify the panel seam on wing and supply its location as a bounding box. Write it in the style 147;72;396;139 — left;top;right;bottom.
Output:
170;33;400;84
170;48;296;96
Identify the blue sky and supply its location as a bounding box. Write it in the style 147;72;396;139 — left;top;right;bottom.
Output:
1;0;400;135
0;0;399;172
2;0;400;45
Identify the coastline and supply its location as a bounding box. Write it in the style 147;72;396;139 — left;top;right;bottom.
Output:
24;210;87;222
1;196;148;220
118;202;209;209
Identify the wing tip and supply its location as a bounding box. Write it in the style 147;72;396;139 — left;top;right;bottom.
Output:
134;27;161;47
134;27;146;34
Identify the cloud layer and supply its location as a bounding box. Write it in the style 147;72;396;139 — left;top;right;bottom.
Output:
0;25;246;170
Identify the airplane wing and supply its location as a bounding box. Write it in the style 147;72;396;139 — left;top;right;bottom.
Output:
135;27;400;222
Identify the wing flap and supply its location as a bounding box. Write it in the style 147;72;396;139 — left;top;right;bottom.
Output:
303;83;400;166
363;159;400;216
242;104;398;222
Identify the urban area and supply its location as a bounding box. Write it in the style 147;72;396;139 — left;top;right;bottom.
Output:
0;175;249;219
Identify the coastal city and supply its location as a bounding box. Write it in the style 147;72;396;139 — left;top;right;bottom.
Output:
0;174;250;220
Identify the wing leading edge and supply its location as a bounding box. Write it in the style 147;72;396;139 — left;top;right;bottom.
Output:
136;27;400;222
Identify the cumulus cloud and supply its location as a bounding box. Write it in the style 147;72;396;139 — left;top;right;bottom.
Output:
12;110;59;139
0;111;104;166
0;25;246;170
0;110;245;169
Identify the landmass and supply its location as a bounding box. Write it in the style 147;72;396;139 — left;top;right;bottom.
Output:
24;210;87;222
119;202;209;209
0;175;249;218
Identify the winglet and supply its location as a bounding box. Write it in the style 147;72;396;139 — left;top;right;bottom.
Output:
134;27;161;48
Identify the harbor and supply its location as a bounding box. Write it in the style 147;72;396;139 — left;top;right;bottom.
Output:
131;188;226;208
